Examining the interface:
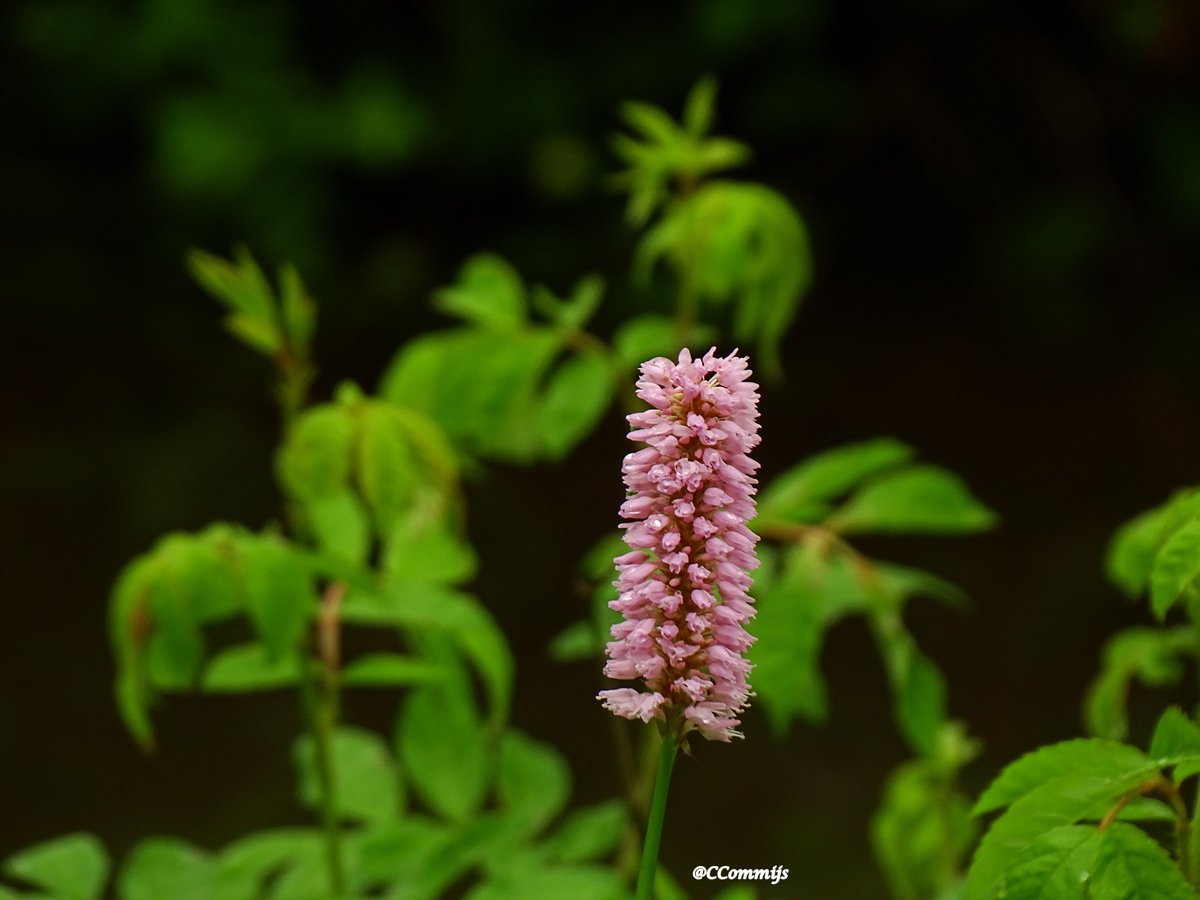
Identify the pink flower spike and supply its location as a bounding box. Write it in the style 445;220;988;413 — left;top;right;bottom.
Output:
597;348;761;743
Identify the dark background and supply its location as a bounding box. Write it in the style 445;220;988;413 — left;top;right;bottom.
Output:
4;2;1200;896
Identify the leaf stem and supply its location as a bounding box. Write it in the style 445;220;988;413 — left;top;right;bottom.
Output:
297;585;347;897
635;729;678;900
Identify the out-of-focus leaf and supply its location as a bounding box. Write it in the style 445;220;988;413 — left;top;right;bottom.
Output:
874;618;947;757
348;817;458;897
538;351;615;460
341;653;446;687
1084;627;1194;740
1150;518;1200;620
186;247;282;357
872;759;976;900
379;327;562;463
305;489;371;567
241;535;314;662
612;315;715;370
215;829;320;900
343;583;512;725
357;402;419;534
757;438;914;523
398;671;491;823
118;839;214;900
434;254;526;331
1107;503;1172;598
831;465;997;535
635;181;811;377
110;555;156;748
277;405;356;501
548;619;602;662
202;643;299;693
531;275;604;331
294;726;402;824
382;510;477;586
495;730;571;839
874;563;970;611
465;862;628;900
1149;706;1200;759
278;263;316;354
683;76;717;138
750;543;869;733
3;833;108;900
540;801;629;865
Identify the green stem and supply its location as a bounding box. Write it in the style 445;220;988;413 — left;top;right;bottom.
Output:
1158;780;1193;883
298;653;346;897
1189;779;1200;886
635;730;678;900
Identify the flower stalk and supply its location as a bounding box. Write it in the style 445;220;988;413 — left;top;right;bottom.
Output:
635;730;678;900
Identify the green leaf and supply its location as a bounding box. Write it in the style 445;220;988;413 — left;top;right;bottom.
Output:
538;351;615;460
974;740;1152;815
202;643;299;693
277;405;356;501
758;438;914;522
495;730;572;839
874;563;971;611
872;761;976;900
4;833;108;900
465;863;628;900
348;818;463;896
278;263;316;354
892;642;948;757
831;465;997;535
548;619;602;662
610;316;720;373
1150;518;1200;619
683;76;717;138
294;726;401;824
381;512;477;586
110;553;162;747
750;543;870;733
613;316;683;369
995;824;1101;900
343;584;512;725
341;653;446;687
712;889;759;900
379;328;562;464
241;536;314;661
398;677;491;822
1089;822;1196;899
216;829;320;900
357;402;419;534
304;489;371;567
118;839;213;900
965;769;1165;900
530;275;604;331
1084;627;1194;739
635;181;811;377
1150;706;1200;759
434;254;526;331
1107;504;1172;598
186;247;282;357
540;801;629;864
